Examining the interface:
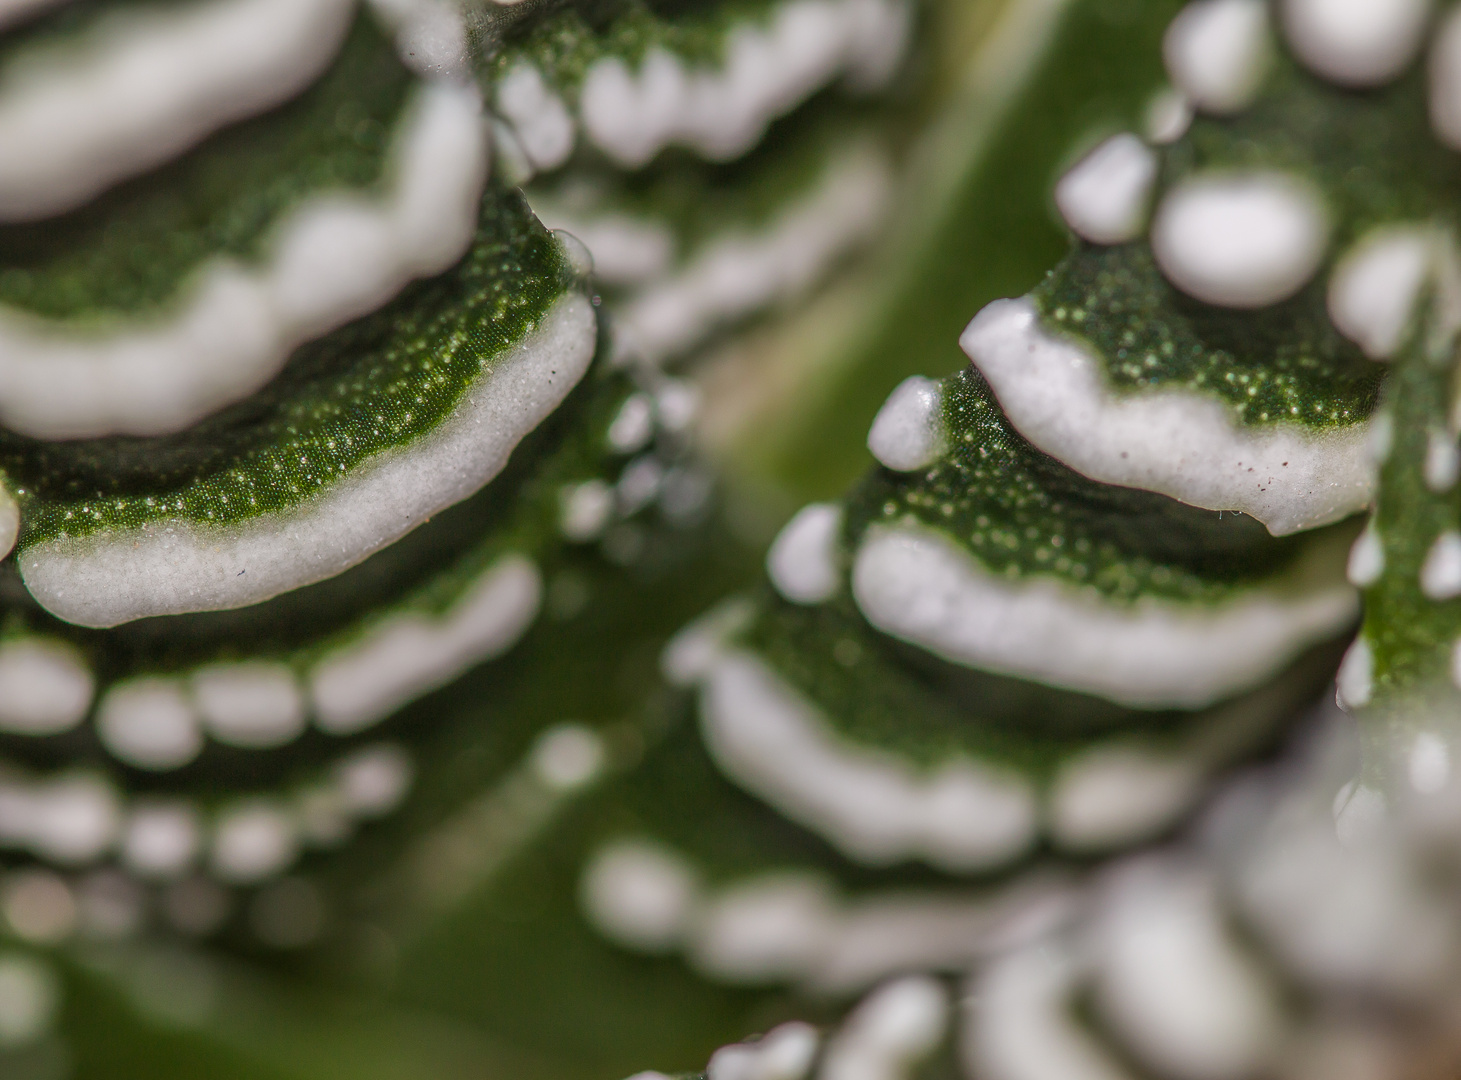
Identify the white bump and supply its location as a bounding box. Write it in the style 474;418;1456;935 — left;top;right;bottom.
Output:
1408;731;1451;795
0;638;93;736
1335;637;1372;710
24;775;119;865
1164;0;1272;114
1426;429;1461;492
1049;748;1202;852
191;661;306;749
97;678;204;771
1431;6;1461;149
211;802;299;884
819;975;948;1080
123;802;202;880
617;456;665;516
654;380;700;433
1054;134;1158;245
0;483;15;561
1283;0;1431;87
1145;87;1193;144
1152;172;1329;308
708;1021;819;1080
531;724;605;792
867;376;947;472
1327;225;1435;360
1346;521;1384;588
1421;529;1461;599
0;954;58;1046
1;870;75;945
661;598;756;688
560;480;616;542
581;839;700;952
334;743;414;817
496;63;576;172
768;503;844;605
608;393;656;454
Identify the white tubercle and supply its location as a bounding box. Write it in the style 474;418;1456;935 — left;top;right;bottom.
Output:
0;773;122;865
1345;521;1383;588
1334;636;1371;710
1048;748;1202;852
581;839;702;953
1152;172;1329;308
122;802;202;880
579;0;910;168
1327;225;1435;360
1426;429;1460;492
0;81;489;440
191;662;306;749
1092;865;1281;1080
0;870;76;945
768;503;844;605
661;597;757;688
0;0;355;221
496;63;575;173
22;293;592;627
1283;0;1431;88
867;376;947;473
311;553;543;735
1431;6;1461;150
96;678;204;771
1163;0;1271;115
0;482;15;561
1421;529;1461;600
334;743;414;817
0;638;93;736
700;651;1038;871
962;297;1373;535
612;143;893;365
560;479;616;542
530;724;605;793
607;393;657;454
0;953;59;1046
817;976;948;1080
709;1021;819;1080
211;801;299;884
1144;87;1193;145
853;523;1357;710
1054;134;1158;246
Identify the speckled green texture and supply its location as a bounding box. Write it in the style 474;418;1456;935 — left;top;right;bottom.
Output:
0;188;572;548
0;13;409;322
845;365;1316;604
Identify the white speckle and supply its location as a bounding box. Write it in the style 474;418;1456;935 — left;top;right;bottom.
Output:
25;774;120;865
962;297;1374;536
1;870;75;945
1048;748;1202;852
768;503;844;605
581;839;701;952
0;638;93;736
496;63;577;172
334;743;415;817
608;393;657;454
310;553;543;734
1164;0;1272;114
0;954;58;1047
531;724;605;792
1335;637;1372;710
1421;529;1461;599
0;482;14;561
1144;87;1193;144
819;975;948;1080
867;376;947;473
123;802;202;880
1283;0;1431;87
560;480;615;542
1327;225;1435;360
191;661;306;749
1333;781;1386;847
211;802;299;884
1152;172;1329;308
1409;731;1451;795
654;379;700;433
1346;521;1384;588
1054;134;1159;245
701;651;1037;871
853;523;1357;709
617;456;666;515
708;1021;819;1080
97;678;204;771
1426;429;1460;492
248;876;325;949
1431;6;1461;149
661;598;756;687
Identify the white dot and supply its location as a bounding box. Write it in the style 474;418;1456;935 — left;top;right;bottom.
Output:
1283;0;1431;87
1327;225;1435;360
767;503;844;605
28;774;119;865
2;870;75;945
211;803;299;885
617;456;665;515
123;801;201;880
1432;6;1461;149
333;743;414;818
191;662;306;749
0;954;58;1047
654;380;700;434
559;479;615;542
1145;87;1194;144
0;639;93;736
1426;429;1460;493
1345;521;1384;588
1055;133;1159;245
1409;731;1451;795
1164;0;1272;115
607;393;655;453
581;839;699;952
1152;172;1329;308
867;375;947;472
532;724;605;792
1421;530;1461;600
1335;636;1372;710
97;678;203;771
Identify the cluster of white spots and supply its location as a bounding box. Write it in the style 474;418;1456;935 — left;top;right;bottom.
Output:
1054;134;1158;246
1163;0;1271;115
0;482;15;561
0;80;489;440
1282;0;1431;87
97;678;204;771
962;297;1374;535
818;976;948;1080
0;637;93;736
1152;172;1329;309
611;144;893;366
310;552;543;734
1345;520;1383;588
191;661;307;749
853;523;1357;709
708;1021;819;1080
1048;747;1203;852
560;479;616;542
21;292;593;627
1420;529;1461;599
577;0;909;169
0;772;121;865
700;651;1038;871
1425;428;1460;492
0;0;355;221
1327;225;1437;361
495;63;576;174
368;0;469;78
123;801;203;880
767;503;844;605
210;800;299;885
0;953;58;1047
1144;86;1193;145
1431;6;1461;150
866;376;947;473
1334;635;1372;710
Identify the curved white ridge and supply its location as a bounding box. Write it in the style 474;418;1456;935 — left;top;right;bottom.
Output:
1048;747;1203;852
852;522;1358;710
867;375;947;472
1431;6;1461;150
1151;172;1330;309
1163;0;1271;116
190;661;306;749
1282;0;1431;88
0;638;93;736
309;553;543;735
0;0;356;221
767;503;843;604
20;291;595;628
1334;635;1371;710
818;976;948;1080
1327;225;1434;360
700;651;1039;871
962;297;1374;535
577;0;910;169
1054;133;1158;246
0;80;489;440
707;1021;819;1080
611;142;893;365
